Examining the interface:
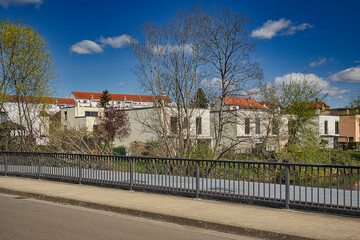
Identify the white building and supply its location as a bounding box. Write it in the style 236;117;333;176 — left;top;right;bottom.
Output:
0;100;49;145
69;91;168;109
315;114;340;148
46;97;77;115
211;97;289;153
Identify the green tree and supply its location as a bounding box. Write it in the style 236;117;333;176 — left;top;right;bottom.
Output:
99;89;111;108
98;89;112;108
0;19;56;151
191;88;208;108
278;75;327;146
259;74;329;163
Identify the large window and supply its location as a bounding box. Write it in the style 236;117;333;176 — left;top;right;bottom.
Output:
196;117;202;135
170;117;177;134
245;118;250;134
324;120;328;134
85;111;98;117
335;121;339;134
255;118;260;134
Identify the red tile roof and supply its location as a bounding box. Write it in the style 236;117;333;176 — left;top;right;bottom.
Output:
48;98;76;105
315;101;330;109
224;97;265;109
71;91;170;103
4;96;75;105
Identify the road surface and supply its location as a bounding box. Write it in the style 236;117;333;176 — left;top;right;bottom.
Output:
0;193;258;240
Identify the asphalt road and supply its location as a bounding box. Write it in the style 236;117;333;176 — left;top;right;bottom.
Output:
0;193;258;240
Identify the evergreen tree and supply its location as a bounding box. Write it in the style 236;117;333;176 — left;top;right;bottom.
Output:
192;88;209;108
98;89;112;108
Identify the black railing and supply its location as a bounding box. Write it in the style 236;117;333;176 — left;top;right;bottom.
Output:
0;151;359;216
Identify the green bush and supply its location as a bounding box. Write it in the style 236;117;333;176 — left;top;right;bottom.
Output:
113;146;126;155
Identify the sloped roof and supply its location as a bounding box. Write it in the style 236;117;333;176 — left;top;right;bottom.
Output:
314;101;330;109
3;96;76;105
224;97;265;109
71;91;170;103
47;98;76;105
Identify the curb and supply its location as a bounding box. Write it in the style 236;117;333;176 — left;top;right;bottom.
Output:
0;187;314;240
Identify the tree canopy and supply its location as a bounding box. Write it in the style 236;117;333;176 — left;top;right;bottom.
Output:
0;18;56;151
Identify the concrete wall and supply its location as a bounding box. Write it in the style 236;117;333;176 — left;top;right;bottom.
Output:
61;106;100;132
115;107;212;148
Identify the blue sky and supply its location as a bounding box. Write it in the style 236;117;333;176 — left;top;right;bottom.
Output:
0;0;359;107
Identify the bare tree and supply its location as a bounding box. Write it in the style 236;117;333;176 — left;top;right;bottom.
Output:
131;7;206;157
200;8;263;158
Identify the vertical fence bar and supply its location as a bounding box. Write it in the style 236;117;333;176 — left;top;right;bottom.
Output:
130;157;133;190
4;153;8;176
196;160;200;198
79;156;82;184
285;165;290;209
38;153;41;179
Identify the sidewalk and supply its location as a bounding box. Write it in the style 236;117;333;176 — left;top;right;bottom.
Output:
0;176;359;240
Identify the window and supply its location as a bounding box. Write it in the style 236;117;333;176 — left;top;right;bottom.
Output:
335;121;339;134
196;117;202;135
245;118;250;134
324;120;328;134
83;100;87;103
288;119;296;135
272;120;279;135
255;118;260;134
170;117;177;134
64;111;67;121
183;117;188;129
85;111;98;117
0;112;8;123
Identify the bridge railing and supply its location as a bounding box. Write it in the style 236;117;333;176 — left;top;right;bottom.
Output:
0;151;359;216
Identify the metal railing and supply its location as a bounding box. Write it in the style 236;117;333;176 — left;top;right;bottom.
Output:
0;151;359;216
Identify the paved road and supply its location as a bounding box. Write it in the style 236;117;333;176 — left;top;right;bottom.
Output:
0;193;257;240
1;164;359;207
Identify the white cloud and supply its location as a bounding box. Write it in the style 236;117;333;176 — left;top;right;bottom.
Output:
117;82;124;86
200;77;222;90
283;23;313;35
310;57;334;67
251;18;291;39
275;72;350;96
251;18;313;39
0;0;42;8
330;66;360;83
152;43;194;55
70;40;103;54
99;34;132;48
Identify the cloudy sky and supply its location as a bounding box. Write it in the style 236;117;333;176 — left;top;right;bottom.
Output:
0;0;359;107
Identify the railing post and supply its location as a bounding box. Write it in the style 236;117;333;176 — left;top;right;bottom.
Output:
38;153;41;179
79;156;82;184
285;165;290;209
130;157;133;190
195;160;200;198
4;153;8;176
